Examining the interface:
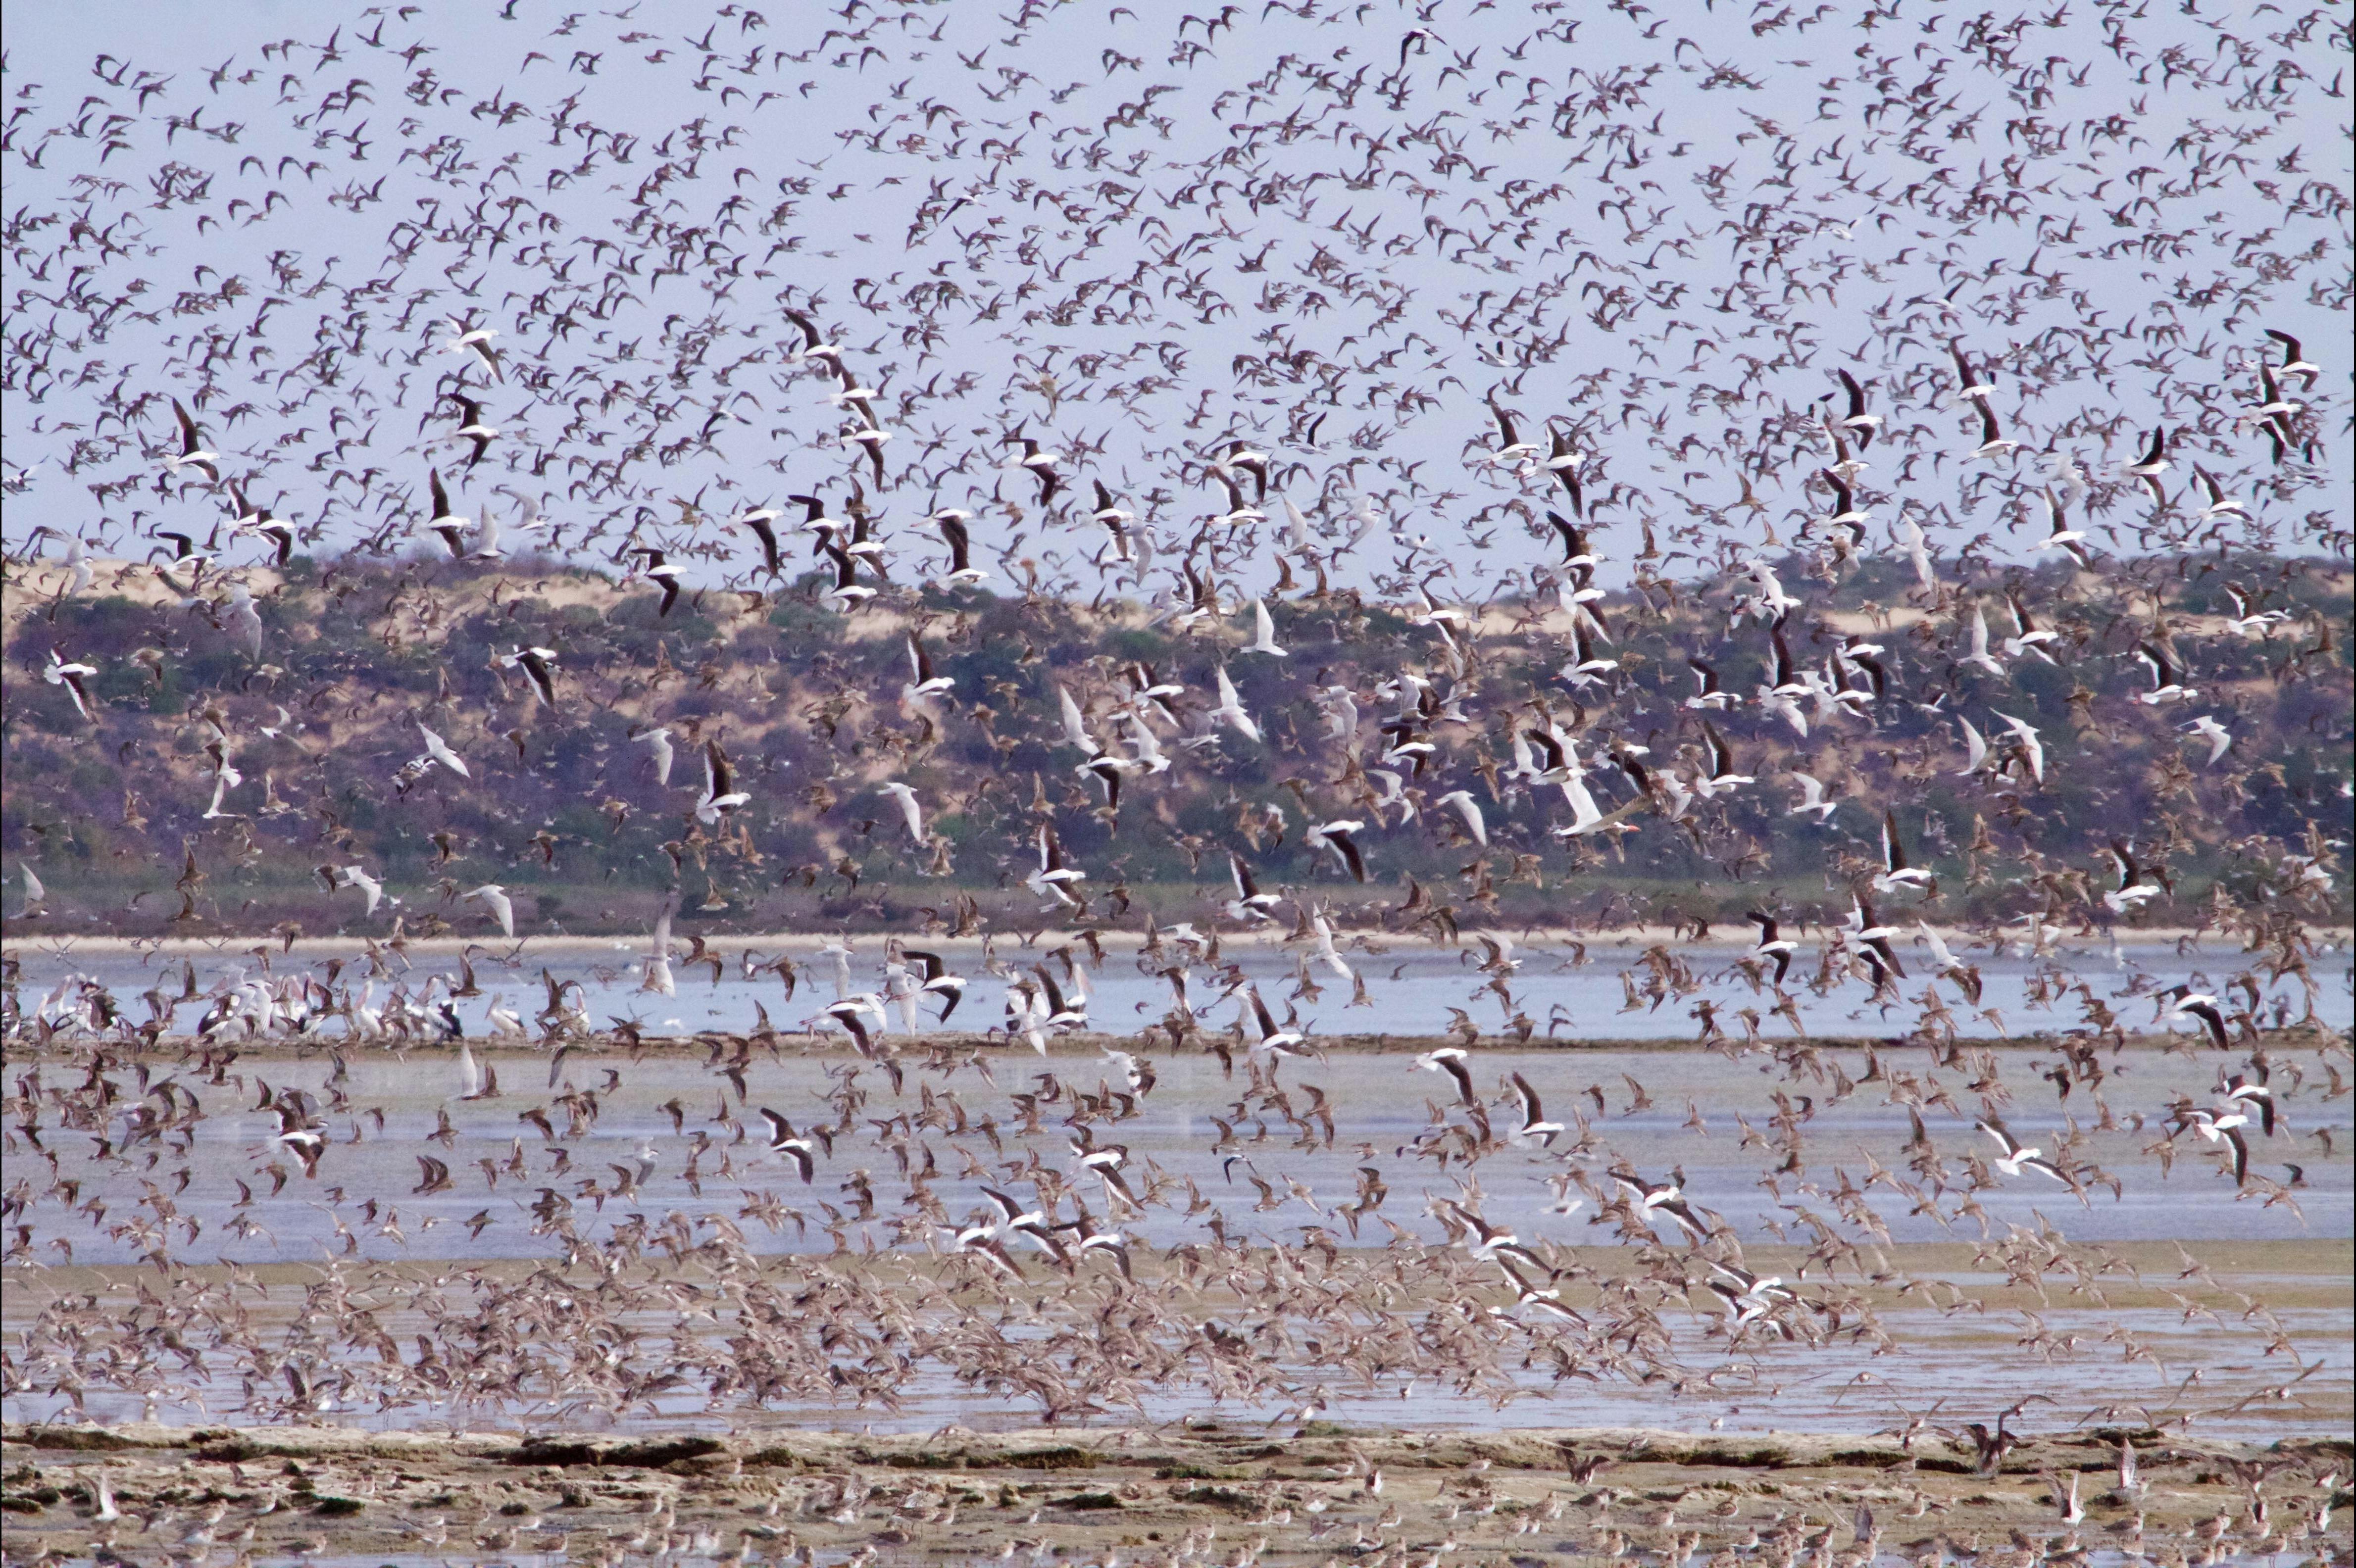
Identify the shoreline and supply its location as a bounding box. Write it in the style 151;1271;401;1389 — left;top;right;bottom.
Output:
4;1419;2347;1563
6;926;2349;958
8;1418;2345;1470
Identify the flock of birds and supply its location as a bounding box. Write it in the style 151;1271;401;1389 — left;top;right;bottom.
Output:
0;0;2350;1548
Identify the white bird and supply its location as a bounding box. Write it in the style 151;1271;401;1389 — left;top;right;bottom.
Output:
1994;712;2045;785
1306;819;1368;882
695;739;750;825
1243;596;1287;657
466;883;515;938
43;650;98;723
1056;684;1101;757
1207;664;1261;743
1958;605;2005;676
417;723;470;779
1977;1118;2067;1182
1434;788;1487;846
2183;714;2232;767
1307;910;1354;982
1872;810;1933;893
1785;772;1839;823
634;725;675;785
1898;515;1936;593
163;398;221;484
443;318;504;382
879;781;927;847
334;865;386;916
2133;642;2198;705
2030;486;2090;568
1956;716;1991;775
903;634;955;703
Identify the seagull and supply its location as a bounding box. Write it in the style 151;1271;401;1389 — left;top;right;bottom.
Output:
1967;399;2021;461
417;723;469;779
163;399;221;484
2120;426;2170;503
900;949;966;1022
2189;465;2246;521
929;508;990;586
1306;819;1369;882
1544;434;1589;517
630;547;684;616
1243;596;1287;656
14;862;46;917
2031;487;2091;568
2173;1105;2250;1185
903;633;955;702
879;781;927;847
1441;1201;1551;1272
2183;713;2232;766
1993;711;2045;785
736;504;786;576
633;725;675;786
465;883;515;938
2159;984;2233;1050
333;865;387;916
1977;1118;2068;1182
1958;604;2006;676
1003;432;1063;504
2217;1065;2275;1137
1745;911;1797;987
501;645;558;710
782;307;840;362
1484;398;1538;466
1868;520;1922;597
1705;1263;1797;1332
1306;909;1355;983
1872;810;1932;894
1434;788;1487;846
757;1109;823;1182
1785;772;1839;823
444;319;505;381
1999;590;2059;664
1411;1048;1477;1111
1611;1169;1709;1240
1947;339;1997;403
1225;849;1284;925
1833;368;1881;446
1507;1073;1564;1147
695;739;749;824
43;650;98;723
446;393;499;470
1026;823;1087;909
1207;664;1261;743
2263;327;2319;390
2100;841;2161;915
1244;987;1307;1058
1683;657;1733;711
2133;641;2198;705
1056;684;1101;757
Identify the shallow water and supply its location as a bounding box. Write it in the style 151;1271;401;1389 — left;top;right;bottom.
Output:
5;1045;2348;1267
4;1036;2348;1443
8;933;2352;1044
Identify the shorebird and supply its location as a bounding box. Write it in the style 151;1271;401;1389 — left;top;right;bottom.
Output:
1977;1118;2067;1182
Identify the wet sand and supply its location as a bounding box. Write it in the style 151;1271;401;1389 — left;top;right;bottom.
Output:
5;1418;2349;1565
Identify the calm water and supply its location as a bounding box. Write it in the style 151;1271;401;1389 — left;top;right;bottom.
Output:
7;937;2348;1446
9;933;2351;1043
5;1043;2348;1439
